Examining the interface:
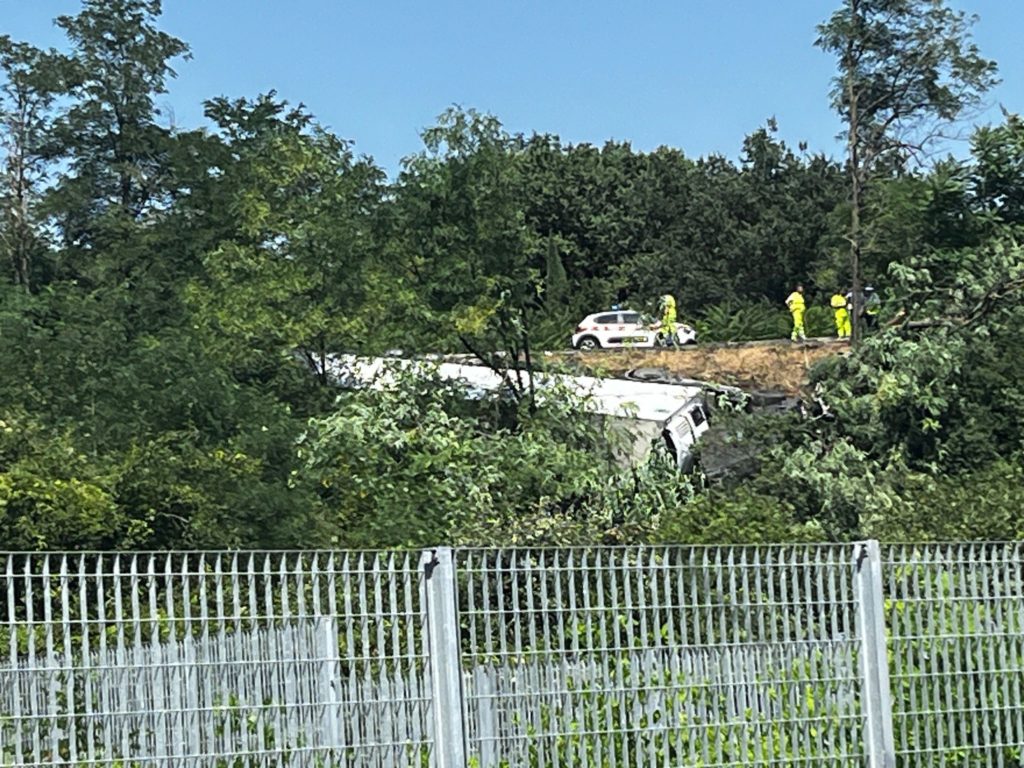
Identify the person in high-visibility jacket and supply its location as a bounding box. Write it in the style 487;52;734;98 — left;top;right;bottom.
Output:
785;284;807;341
658;294;678;345
864;286;880;329
830;290;851;338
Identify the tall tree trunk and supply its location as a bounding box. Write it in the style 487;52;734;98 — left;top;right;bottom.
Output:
520;306;537;415
4;103;34;293
846;0;863;345
15;132;32;292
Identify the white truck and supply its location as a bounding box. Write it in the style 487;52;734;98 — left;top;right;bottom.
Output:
326;355;711;472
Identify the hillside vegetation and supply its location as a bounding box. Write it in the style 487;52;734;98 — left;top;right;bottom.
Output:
0;1;1022;551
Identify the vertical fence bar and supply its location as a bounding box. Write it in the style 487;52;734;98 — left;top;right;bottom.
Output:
421;547;467;768
854;540;895;768
6;555;24;766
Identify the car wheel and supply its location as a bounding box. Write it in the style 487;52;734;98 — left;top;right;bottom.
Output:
576;336;600;351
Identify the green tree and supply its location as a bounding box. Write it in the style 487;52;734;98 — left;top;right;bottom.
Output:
394;107;544;406
615;149;741;310
737;225;1024;538
972;113;1024;228
48;0;190;251
731;122;846;303
816;0;998;342
691;117;1024;539
0;274;326;550
517;136;637;311
867;460;1024;540
0;38;67;291
186;94;386;387
298;372;627;548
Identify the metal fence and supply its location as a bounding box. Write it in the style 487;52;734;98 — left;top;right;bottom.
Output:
1;543;1022;767
1;552;430;768
456;546;867;768
885;543;1024;767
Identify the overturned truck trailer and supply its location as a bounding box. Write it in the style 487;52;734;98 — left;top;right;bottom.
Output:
325;355;712;471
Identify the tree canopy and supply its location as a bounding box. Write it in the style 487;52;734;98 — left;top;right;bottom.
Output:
0;0;1021;550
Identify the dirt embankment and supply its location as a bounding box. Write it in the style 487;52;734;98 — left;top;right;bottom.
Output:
570;339;847;394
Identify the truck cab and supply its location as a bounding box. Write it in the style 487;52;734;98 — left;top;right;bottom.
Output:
661;399;710;472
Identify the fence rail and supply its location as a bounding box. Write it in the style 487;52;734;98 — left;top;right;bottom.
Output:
1;544;1022;767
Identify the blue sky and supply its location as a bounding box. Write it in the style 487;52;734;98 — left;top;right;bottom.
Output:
4;1;1021;178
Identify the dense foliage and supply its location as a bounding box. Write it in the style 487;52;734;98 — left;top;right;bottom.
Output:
0;0;1021;550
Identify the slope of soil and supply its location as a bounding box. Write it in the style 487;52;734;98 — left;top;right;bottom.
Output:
569;338;847;394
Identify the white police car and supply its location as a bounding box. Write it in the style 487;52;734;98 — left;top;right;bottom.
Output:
571;310;697;350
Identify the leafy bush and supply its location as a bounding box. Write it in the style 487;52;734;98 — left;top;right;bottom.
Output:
654;487;824;544
299;369;629;548
693;299;838;342
695;300;787;342
865;459;1024;541
804;304;838;337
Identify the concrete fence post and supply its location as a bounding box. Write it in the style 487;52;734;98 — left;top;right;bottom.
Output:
854;539;896;768
421;547;467;768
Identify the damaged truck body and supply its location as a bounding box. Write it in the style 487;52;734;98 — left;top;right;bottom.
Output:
326;355;713;472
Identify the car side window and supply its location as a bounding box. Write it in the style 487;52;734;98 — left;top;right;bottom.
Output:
621;312;641;324
690;406;706;427
594;313;618;324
